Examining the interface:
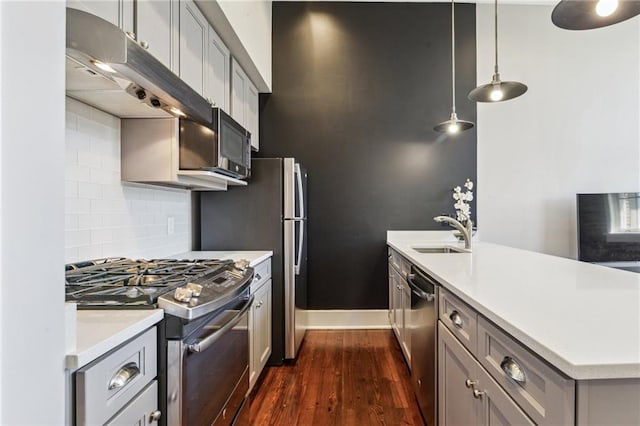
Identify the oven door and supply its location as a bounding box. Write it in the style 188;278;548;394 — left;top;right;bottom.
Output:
167;294;253;426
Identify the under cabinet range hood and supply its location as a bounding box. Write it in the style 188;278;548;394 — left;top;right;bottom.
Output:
66;8;212;125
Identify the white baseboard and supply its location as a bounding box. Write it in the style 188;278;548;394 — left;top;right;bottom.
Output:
301;309;391;330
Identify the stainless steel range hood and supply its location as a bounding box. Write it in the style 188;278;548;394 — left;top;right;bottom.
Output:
66;8;212;124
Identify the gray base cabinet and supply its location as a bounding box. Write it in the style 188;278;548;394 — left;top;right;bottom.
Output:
439;323;534;426
249;258;273;392
388;248;411;367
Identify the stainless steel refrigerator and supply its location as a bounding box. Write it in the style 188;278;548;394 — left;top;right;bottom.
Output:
199;158;308;363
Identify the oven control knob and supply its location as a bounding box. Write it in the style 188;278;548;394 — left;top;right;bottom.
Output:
173;287;193;302
234;259;250;271
186;283;203;297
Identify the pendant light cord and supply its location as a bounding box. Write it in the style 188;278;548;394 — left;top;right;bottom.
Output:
451;0;456;113
494;0;499;74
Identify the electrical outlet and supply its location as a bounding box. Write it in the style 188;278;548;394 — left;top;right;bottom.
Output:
167;217;175;235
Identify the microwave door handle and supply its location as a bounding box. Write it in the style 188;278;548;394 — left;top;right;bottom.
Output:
295;219;304;276
294;163;304;220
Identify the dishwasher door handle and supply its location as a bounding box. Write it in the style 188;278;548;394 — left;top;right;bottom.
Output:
407;275;435;301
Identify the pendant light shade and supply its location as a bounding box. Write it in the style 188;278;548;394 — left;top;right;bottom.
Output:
469;0;527;103
434;0;474;134
552;0;640;30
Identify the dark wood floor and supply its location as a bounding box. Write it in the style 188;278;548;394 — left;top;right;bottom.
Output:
248;330;424;425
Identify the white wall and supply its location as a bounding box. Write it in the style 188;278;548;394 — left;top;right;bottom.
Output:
476;4;640;258
217;0;272;89
0;1;66;424
65;98;192;262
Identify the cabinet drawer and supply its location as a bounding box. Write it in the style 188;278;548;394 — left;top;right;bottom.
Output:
105;380;159;425
250;258;271;293
76;327;157;426
388;248;410;279
477;317;575;425
439;288;478;354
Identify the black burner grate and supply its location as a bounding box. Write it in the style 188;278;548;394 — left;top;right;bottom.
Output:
65;258;230;308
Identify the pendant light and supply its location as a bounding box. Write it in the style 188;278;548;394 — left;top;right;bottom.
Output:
434;0;474;134
552;0;640;30
468;0;527;103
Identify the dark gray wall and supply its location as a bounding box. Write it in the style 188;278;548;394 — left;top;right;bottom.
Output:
258;1;477;309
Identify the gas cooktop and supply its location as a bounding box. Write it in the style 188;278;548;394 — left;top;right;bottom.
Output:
65;258;254;319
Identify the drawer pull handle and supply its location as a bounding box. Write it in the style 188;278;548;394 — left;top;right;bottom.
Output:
255;273;262;281
473;389;485;399
465;379;478;388
108;362;140;390
449;311;463;328
501;356;526;384
149;410;162;422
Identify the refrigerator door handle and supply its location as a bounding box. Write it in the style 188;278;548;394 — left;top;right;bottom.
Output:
294;163;305;220
294;219;304;276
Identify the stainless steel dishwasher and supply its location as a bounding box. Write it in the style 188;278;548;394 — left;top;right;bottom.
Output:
408;265;439;426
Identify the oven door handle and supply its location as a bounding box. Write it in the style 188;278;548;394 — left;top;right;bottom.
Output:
187;295;254;354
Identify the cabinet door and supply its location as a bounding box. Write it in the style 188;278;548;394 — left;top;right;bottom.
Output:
179;0;207;96
439;323;535;426
401;279;411;365
136;0;178;72
250;280;272;390
477;367;535;426
68;0;133;33
206;28;230;110
388;265;394;324
255;280;272;370
391;271;403;344
231;58;248;125
246;80;259;150
104;381;159;425
439;322;478;426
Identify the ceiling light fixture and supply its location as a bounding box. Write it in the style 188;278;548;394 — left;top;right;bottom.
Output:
468;0;527;103
552;0;640;30
434;0;474;134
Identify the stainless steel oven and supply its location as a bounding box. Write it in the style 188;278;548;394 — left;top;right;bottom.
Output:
166;288;253;425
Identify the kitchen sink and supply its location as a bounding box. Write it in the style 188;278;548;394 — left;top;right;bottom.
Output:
411;246;468;254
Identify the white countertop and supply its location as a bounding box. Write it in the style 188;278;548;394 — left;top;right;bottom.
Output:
66;309;164;371
170;250;273;266
65;251;272;370
387;231;640;380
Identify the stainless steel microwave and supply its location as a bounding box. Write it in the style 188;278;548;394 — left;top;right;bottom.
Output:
179;108;251;179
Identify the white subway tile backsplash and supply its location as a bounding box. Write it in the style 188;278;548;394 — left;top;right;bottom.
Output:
66;247;79;263
66;214;79;231
65;181;78;198
78;245;104;261
64;98;191;263
90;229;113;244
78;182;102;199
66;230;91;247
66;164;91;182
77;151;101;168
66;197;91;214
78;214;103;230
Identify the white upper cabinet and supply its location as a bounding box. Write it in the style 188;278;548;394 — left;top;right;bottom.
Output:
135;0;179;72
246;80;259;151
67;0;134;33
206;29;230;110
231;58;248;125
231;59;260;151
179;0;208;97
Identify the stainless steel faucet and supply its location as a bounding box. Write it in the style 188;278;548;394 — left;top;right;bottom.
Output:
434;215;473;250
